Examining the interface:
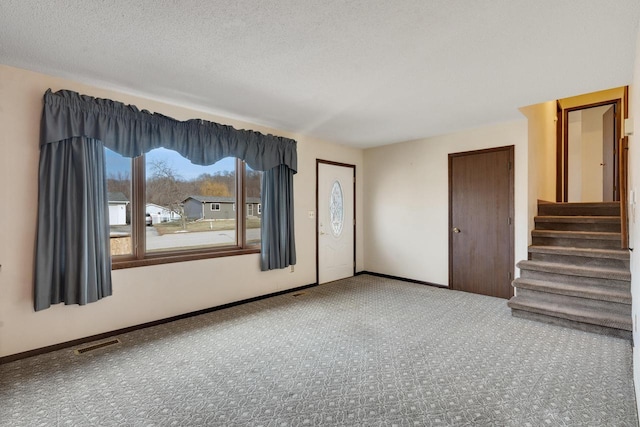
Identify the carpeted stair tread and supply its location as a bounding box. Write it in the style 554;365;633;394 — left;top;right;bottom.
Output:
537;202;620;216
530;230;621;240
535;215;620;223
508;296;632;331
528;245;629;260
517;260;631;281
512;277;631;304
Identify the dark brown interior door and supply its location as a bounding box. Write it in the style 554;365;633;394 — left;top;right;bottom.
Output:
449;146;514;299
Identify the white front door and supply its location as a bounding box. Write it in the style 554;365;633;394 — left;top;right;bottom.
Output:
318;162;355;284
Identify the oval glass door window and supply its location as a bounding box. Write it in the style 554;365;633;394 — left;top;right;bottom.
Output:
329;180;344;237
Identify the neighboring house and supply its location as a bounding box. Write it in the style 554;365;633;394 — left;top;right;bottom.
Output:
183;195;261;221
108;192;130;225
145;203;181;224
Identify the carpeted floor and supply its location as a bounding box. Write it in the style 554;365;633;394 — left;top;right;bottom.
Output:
1;274;637;426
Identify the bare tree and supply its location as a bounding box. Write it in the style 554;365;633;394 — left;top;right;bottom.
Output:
106;171;131;200
147;159;187;229
246;169;262;198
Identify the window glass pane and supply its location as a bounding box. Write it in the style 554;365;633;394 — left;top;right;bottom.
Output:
246;165;262;245
330;180;344;237
145;148;237;252
105;148;132;256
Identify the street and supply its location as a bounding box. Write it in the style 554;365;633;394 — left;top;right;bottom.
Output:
146;227;261;251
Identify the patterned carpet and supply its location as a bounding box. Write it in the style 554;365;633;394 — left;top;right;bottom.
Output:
1;274;637;426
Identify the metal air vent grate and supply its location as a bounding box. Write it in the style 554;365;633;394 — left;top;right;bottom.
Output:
74;338;121;355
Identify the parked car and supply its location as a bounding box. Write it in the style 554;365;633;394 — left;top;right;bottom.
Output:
145;213;153;226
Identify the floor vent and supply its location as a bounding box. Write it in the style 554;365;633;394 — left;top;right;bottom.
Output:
74;339;121;355
291;292;306;297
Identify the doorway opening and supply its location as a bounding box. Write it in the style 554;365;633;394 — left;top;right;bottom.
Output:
559;100;621;203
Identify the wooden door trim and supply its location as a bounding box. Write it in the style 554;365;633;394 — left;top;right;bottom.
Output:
556;101;563;202
559;98;622;202
316;159;356;285
448;145;515;296
621;86;630;248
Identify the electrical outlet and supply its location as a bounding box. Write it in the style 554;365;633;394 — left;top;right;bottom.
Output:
308;211;315;219
290;265;295;273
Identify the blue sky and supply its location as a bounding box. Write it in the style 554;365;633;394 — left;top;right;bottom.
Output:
105;147;236;181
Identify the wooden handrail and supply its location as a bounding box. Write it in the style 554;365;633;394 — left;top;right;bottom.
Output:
620;136;629;249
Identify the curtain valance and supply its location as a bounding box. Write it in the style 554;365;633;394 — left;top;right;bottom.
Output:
41;89;297;173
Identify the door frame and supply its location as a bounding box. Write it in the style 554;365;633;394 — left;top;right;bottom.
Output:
448;145;515;297
558;99;622;202
316;159;356;285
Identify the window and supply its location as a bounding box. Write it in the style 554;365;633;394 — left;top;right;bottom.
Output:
106;147;261;268
37;88;297;304
245;165;263;246
106;148;132;257
257;203;262;215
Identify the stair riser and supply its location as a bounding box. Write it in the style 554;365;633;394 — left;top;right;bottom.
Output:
513;280;631;304
507;297;632;331
531;236;621;249
538;205;620;216
535;222;620;232
508;299;632;331
510;309;632;339
515;288;631;315
519;269;630;289
528;252;629;269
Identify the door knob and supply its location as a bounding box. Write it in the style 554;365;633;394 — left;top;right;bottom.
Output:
452;227;461;233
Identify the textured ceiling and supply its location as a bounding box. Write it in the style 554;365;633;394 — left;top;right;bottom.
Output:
1;1;639;147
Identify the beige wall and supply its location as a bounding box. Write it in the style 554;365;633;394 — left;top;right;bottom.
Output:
520;101;557;241
0;64;365;357
363;120;529;286
521;101;557;203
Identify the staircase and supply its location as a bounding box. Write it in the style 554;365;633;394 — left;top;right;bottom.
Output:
508;201;632;339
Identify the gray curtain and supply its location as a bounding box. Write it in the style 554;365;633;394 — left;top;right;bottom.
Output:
41;90;297;172
34;137;112;311
261;165;296;271
35;89;297;310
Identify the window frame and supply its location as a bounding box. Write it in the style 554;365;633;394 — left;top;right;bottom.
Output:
210;203;221;211
111;156;260;270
